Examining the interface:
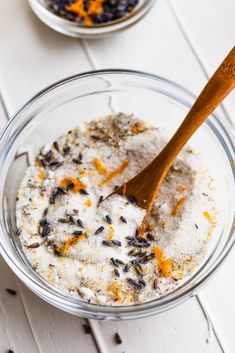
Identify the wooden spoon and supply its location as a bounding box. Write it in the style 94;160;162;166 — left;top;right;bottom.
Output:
112;46;235;226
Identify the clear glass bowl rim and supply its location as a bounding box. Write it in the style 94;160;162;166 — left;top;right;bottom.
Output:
28;0;157;37
0;69;234;319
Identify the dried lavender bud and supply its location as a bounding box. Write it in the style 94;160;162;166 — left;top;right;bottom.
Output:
27;242;40;249
105;215;112;224
139;279;146;287
126;236;135;241
72;158;82;165
66;183;75;190
53;141;60;152
102;240;113;247
139;253;155;263
44;150;53;163
123;262;131;272
73;231;83;236
49;161;64;170
153;278;158;289
111;240;122;247
63;146;70;155
95;226;104;234
82;323;91;334
97;195;103;206
111;257;119;267
6;288;17;296
114;332;122;345
77;219;84;228
102;240;121;247
127;278;140;288
134;265;143;276
114;268;120;277
38;219;50;237
16;227;22;236
146;233;155;241
79;189;89;195
68;215;76;225
58;218;67;223
43;208;48;217
120;216;127;223
128;249;136;256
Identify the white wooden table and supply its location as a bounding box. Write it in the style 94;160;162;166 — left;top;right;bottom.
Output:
0;1;234;352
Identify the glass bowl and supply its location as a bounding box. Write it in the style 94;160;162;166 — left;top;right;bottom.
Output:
28;0;157;38
0;69;234;320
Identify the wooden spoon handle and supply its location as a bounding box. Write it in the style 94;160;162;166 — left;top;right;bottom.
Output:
155;46;235;169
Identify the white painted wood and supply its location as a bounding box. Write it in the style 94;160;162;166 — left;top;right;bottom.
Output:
169;0;235;124
18;283;97;353
198;248;235;353
0;256;40;353
0;100;40;353
0;0;91;116
0;2;97;352
168;1;235;351
83;0;207;93
0;0;234;352
82;1;232;352
90;298;223;353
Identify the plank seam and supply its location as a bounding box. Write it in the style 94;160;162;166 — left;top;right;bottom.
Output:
196;295;225;353
88;319;110;353
81;40;97;70
17;282;43;353
0;92;10;120
167;0;234;129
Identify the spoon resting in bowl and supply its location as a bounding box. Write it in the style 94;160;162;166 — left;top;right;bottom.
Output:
112;46;235;229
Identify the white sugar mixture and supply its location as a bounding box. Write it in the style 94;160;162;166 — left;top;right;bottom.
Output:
16;114;217;305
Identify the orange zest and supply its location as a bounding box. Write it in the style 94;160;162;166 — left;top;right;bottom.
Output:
99;159;129;186
177;184;186;192
66;0;104;26
107;225;114;240
131;122;144;133
60;177;86;192
79;169;88;176
203;211;217;228
84;198;92;207
153;245;173;278
107;281;124;302
54;234;87;256
38;169;46;180
93;157;108;174
171;197;186;216
161;220;168;229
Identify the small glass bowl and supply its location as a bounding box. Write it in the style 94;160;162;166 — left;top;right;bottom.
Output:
28;0;157;38
0;69;234;320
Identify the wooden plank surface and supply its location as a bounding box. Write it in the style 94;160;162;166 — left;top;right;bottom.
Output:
0;0;91;115
168;1;235;351
90;298;223;353
169;0;235;124
0;0;234;352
